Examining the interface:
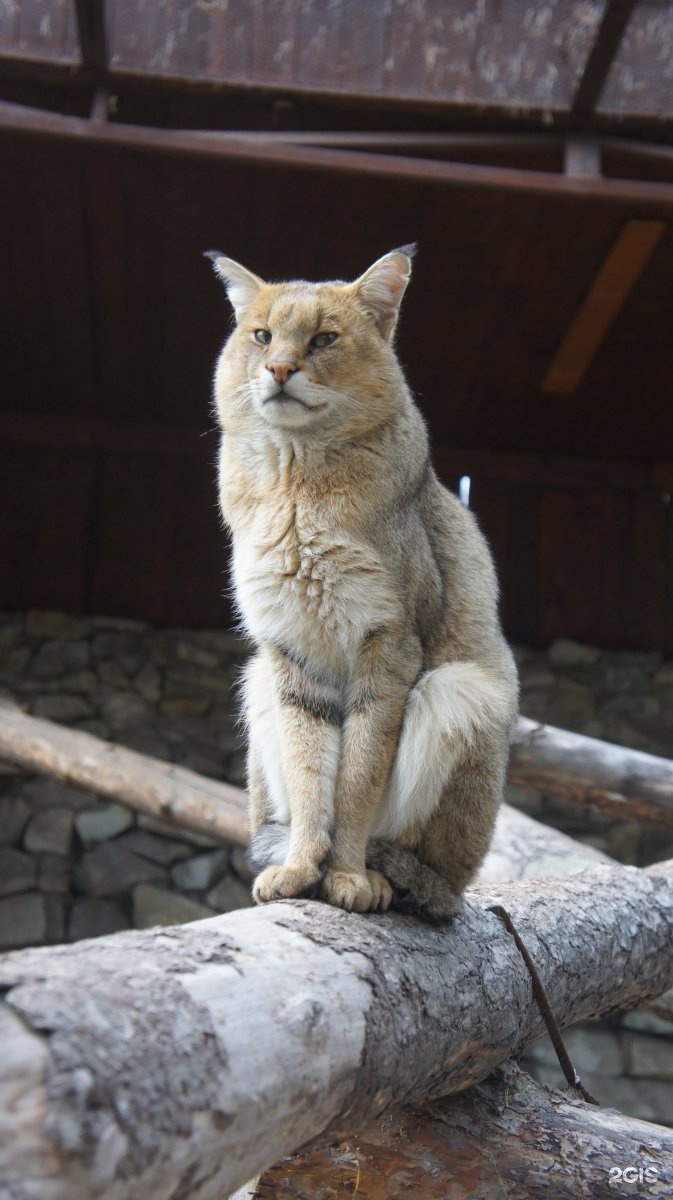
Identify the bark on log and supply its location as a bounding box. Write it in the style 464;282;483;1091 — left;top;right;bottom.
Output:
3;699;673;851
1;861;673;1199
257;1061;673;1199
0;697;249;847
511;716;673;832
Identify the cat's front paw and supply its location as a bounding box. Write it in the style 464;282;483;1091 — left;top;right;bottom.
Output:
321;868;392;913
252;863;323;904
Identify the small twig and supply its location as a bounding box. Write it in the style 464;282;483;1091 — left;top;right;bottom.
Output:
488;904;599;1106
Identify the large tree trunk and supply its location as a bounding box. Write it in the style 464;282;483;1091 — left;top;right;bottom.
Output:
2;860;673;1199
256;1060;673;1199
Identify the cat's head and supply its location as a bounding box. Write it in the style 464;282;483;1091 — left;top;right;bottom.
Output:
208;247;415;436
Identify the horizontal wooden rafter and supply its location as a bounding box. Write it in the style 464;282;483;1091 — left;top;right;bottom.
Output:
2;98;673;208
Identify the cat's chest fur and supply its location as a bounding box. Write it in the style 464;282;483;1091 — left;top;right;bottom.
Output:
224;445;401;667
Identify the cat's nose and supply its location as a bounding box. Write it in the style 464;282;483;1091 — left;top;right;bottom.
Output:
267;361;298;384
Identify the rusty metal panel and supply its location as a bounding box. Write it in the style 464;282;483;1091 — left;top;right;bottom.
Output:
106;0;607;114
0;0;79;63
599;1;673;118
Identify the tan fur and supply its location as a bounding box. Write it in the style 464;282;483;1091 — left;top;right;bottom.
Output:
209;246;518;920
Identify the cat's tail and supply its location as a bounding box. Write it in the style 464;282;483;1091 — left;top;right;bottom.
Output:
365;838;461;924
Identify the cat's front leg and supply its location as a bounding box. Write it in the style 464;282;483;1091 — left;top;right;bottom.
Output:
321;630;421;914
248;644;342;904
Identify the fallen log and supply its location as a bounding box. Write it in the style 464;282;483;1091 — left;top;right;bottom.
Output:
511;716;673;832
1;860;672;1199
2;699;673;846
256;1060;673;1199
0;696;249;847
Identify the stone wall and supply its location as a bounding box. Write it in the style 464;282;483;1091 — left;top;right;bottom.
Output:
1;609;672;1126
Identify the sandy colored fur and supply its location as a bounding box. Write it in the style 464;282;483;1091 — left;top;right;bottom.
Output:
210;248;518;920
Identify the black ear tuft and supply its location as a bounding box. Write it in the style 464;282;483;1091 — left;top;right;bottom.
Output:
393;243;417;260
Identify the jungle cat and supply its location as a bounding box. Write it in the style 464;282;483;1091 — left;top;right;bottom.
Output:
208;245;518;921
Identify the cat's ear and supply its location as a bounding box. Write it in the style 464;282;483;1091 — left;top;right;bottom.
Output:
205;251;266;321
352;244;415;341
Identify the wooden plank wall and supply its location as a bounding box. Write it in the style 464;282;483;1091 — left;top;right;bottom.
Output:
1;129;671;648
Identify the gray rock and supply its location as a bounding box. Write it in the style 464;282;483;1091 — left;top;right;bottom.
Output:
548;639;601;667
165;662;231;696
59;670;99;693
0;794;31;844
519;664;556;690
25;610;90;639
599;694;661;721
175;640;221;670
100;692;154;731
0;847;37;895
170;849;229;891
97;659;130;688
524;1023;625;1076
23;807;74;854
115;829;193;866
0;891;46;949
0;645;30;673
37;854;71;893
74;843;167;896
548;680;596;721
225;754;247;787
21;776;94;811
174;748;226;780
230;845;255;884
626;1003;673;1034
136;813;222;848
133;663;162;703
206;875;253;913
74;803;135;845
132;884;215;929
32;639;90;678
33;693;94;722
654;661;673;687
160;697;210;718
91;615;149;633
68;896;130;941
624;1034;673;1080
116;729;170;760
604;820;642;864
44;895;65;944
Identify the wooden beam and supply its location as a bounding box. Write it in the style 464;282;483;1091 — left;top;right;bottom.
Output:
572;0;638;114
542;218;667;395
2;98;673;209
73;0;107;75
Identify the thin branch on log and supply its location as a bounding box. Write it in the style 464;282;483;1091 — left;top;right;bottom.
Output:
1;861;672;1198
0;697;248;847
2;699;673;849
257;1060;673;1199
510;715;673;832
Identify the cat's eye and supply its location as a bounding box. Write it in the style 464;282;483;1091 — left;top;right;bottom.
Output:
254;329;272;346
311;332;337;349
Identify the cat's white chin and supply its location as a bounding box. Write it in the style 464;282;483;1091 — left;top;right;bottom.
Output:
260;396;328;428
256;379;329;428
